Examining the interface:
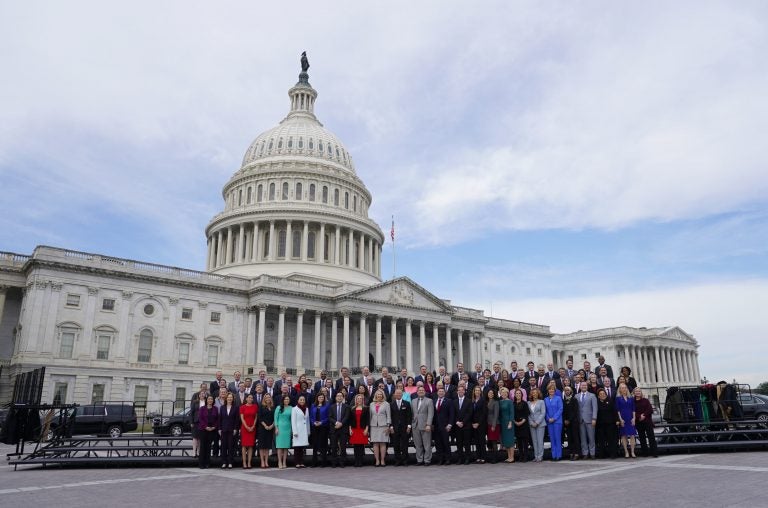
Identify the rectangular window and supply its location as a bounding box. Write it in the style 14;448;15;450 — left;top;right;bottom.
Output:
96;335;110;360
101;298;115;311
581;353;587;360
174;387;187;411
210;311;221;323
91;384;105;404
526;347;531;355
495;344;501;352
511;346;516;353
537;348;543;356
65;294;80;307
59;331;75;359
138;332;153;363
134;385;149;406
207;344;219;367
595;352;601;359
178;342;190;365
53;382;68;405
181;307;193;320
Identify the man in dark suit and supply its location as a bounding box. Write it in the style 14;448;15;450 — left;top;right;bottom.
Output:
314;370;329;393
390;388;413;466
328;391;351;467
453;385;473;465
253;383;265;407
262;377;276;399
596;356;614;379
375;367;391;387
523;361;538;384
414;365;429;385
254;370;268;388
564;359;577;382
433;386;454;465
601;376;616;401
210;371;224;399
541;363;562;391
335;367;353;391
235;382;249;406
469;363;483;385
442;376;456;399
227;371;242;394
273;372;289;394
490;363;502;384
277;384;297;406
450;362;466;387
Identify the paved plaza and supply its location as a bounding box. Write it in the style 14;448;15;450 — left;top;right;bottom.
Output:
1;444;767;507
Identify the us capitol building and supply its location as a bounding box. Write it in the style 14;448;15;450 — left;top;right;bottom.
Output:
0;59;701;408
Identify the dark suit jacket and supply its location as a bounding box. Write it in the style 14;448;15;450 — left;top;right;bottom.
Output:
541;372;562;391
348;406;370;430
450;372;465;386
433;396;455;432
453;397;473;428
329;402;351;429
314;379;328;394
596;364;614;379
443;385;457;400
218;404;239;432
414;375;427;385
336;377;355;391
389;399;412;430
210;380;222;398
523;370;539;384
471;398;488;431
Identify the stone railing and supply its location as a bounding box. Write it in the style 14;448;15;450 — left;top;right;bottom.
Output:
253;274;341;295
452;306;486;318
555;326;662;340
486;317;551;334
0;251;31;268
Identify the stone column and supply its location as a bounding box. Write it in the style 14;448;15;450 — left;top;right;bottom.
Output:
375;316;382;369
470;333;478;370
301;221;309;261
653;346;663;383
347;231;354;267
368;237;374;273
668;348;677;383
676;349;684;383
390;318;398;368
237;223;245;263
256;304;267;367
419;321;426;369
405;319;413;375
359;313;368;368
637;347;646;385
694;352;701;383
268;220;276;261
431;323;439;373
457;330;465;365
319;223;326;262
684;350;693;383
662;348;671;383
331;314;338;369
342;312;350;369
252;221;260;262
225;226;233;265
295;309;305;371
246;307;256;366
276;306;286;371
286;221;293;259
358;232;364;270
334;226;341;265
625;346;634;378
445;327;453;372
216;230;224;267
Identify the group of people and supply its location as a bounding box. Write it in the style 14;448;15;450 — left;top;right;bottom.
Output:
190;356;658;469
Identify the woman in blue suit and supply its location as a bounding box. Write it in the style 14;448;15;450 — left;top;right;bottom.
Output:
545;384;564;461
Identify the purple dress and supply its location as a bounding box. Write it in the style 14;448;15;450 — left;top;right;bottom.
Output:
614;395;636;436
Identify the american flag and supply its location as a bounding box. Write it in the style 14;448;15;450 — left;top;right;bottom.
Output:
390;216;395;242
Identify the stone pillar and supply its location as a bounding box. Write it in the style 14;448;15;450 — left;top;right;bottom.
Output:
319;223;326;262
246;307;256;366
668;348;677;383
276;306;286;371
405;319;413;375
431;323;439;373
358;233;365;270
331;314;338;370
301;221;309;261
342;312;350;369
470;333;478;369
390;318;398;368
347;230;354;267
626;346;634;378
216;230;224;267
334;226;341;265
694;352;701;383
359;313;368;368
268;220;276;261
368;236;374;273
457;330;465;365
375;316;382;369
237;223;245;263
419;321;426;369
225;226;233;265
684;350;693;383
252;221;260;262
653;346;663;383
637;347;647;385
295;309;305;371
286;221;293;259
445;327;453;373
313;312;322;371
662;348;671;383
256;304;267;367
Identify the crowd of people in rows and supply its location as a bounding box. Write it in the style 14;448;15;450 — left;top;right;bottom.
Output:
191;356;658;469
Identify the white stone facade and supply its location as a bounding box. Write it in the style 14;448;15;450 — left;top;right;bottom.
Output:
0;66;700;409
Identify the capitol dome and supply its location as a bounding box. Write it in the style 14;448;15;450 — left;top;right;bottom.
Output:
204;60;384;286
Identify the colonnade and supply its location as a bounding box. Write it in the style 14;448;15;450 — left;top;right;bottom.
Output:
249;304;481;376
206;220;381;276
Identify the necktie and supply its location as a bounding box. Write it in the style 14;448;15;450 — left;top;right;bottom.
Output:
437;399;442;412
580;393;584;403
607;389;611;398
417;398;421;411
337;404;341;421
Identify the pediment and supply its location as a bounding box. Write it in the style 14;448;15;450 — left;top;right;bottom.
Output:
340;277;452;312
661;326;695;343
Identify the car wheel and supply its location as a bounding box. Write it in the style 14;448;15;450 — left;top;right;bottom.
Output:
170;424;183;437
108;425;123;438
756;413;768;422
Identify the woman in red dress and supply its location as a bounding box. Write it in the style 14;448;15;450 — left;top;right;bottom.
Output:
348;393;370;467
239;393;258;469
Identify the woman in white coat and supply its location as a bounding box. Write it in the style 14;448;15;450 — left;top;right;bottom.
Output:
291;395;311;468
528;388;547;462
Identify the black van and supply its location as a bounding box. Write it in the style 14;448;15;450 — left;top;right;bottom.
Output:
45;404;139;440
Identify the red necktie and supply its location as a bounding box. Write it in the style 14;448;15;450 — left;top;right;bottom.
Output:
437;399;442;412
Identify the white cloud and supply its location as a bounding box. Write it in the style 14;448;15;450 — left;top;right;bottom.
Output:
468;279;768;389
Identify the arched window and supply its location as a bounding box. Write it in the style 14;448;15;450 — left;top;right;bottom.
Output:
268;139;273;151
288;137;293;148
238;189;242;206
257;184;263;202
138;329;153;363
307;231;316;259
292;230;301;258
344;192;349;209
277;230;287;258
309;184;315;201
246;186;252;204
298;137;304;149
333;189;339;206
309;138;314;150
278;138;283;149
269;183;275;200
259;141;265;155
318;141;324;153
295;182;302;200
322;186;328;203
336;147;340;158
282;182;289;200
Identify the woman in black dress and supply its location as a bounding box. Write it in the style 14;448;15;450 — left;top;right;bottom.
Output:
562;386;581;461
512;388;530;462
257;394;275;468
595;388;618;459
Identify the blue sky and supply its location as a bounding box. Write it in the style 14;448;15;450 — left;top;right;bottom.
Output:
1;2;767;386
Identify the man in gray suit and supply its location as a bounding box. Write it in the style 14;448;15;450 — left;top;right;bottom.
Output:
577;381;598;459
411;386;435;466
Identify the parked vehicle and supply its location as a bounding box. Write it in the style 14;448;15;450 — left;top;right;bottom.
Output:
45;404;139;440
739;394;768;422
152;406;192;436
